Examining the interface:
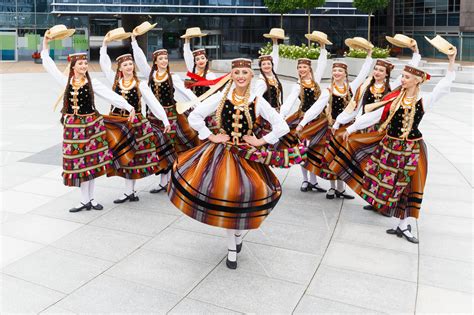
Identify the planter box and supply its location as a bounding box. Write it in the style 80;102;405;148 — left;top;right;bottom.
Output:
275;58;333;80
33;58;42;64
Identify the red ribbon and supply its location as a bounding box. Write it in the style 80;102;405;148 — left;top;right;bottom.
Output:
185;72;229;88
381;89;402;122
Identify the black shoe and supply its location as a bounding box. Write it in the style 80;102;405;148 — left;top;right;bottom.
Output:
300;181;311;192
150;184;167;194
226;249;237;270
326;188;336;199
69;202;91;213
310;183;327;193
235;234;243;253
397;226;419;243
363;205;375;211
386;224;411;235
90;199;104;210
335;190;355;199
113;193;139;204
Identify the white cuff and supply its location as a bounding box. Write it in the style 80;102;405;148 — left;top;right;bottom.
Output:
198;128;212;140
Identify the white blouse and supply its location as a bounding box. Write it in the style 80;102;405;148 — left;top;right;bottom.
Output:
254;43;280;100
298;54;374;127
41;49;133;112
188;86;290;145
131;39;199;103
183;42;218;81
99;46;170;126
346;69;456;134
279;48;329;119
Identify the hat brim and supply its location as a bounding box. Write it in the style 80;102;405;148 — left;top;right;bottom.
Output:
46;29;76;41
305;34;332;45
424;36;456;55
180;33;207;39
263;34;288;40
107;32;132;42
345;38;374;50
386;36;412;48
133;23;157;36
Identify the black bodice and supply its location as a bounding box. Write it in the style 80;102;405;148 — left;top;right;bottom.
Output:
387;99;424;140
149;78;176;110
192;85;210;97
263;84;281;111
362;86;390;114
299;86;320;113
111;83;141;116
64;83;95;115
330;90;353;120
220;100;256;142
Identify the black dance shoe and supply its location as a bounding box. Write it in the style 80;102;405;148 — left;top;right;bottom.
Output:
300;181;311;192
90;199;104;210
326;188;335;199
150;184;167;194
69;202;91;213
114;193;139;204
226;249;237;270
335;190;355;199
397;227;419;244
386;224;411;235
363;205;375;211
310;183;327;193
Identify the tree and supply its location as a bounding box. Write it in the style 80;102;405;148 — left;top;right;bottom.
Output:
295;0;326;45
353;0;390;42
264;0;297;28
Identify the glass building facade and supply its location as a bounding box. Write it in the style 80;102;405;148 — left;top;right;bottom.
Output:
0;0;372;61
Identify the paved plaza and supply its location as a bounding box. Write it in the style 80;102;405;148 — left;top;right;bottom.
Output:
0;68;472;314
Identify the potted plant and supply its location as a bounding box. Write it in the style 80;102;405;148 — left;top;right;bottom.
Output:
32;51;42;64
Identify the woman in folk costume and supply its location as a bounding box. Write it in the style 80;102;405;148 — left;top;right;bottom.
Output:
41;32;135;213
278;31;331;193
328;37;420;213
335;49;456;243
295;38;373;199
131;35;199;193
99;35;171;204
168;59;290;269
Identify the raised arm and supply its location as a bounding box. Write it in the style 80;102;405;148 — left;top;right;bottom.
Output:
391;43;421;89
279;83;300;119
270;39;280;72
172;74;199;102
131;36;152;77
350;51;373;92
183;39;194;73
99;42;115;85
188;91;223;140
257;97;290;144
41;37;67;87
139;81;169;126
298;89;330;127
314;45;328;84
422;53;456;110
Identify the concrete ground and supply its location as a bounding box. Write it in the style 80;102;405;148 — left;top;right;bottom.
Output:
0;67;472;314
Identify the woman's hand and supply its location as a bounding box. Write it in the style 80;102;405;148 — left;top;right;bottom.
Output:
163;125;171;133
127;108;136;122
410;40;419;54
208;133;230;144
320;43;326;50
131;34;136;42
243;135;266;147
295;124;303;134
367;47;373;57
342;131;350;142
43;35;51;51
272;38;278;45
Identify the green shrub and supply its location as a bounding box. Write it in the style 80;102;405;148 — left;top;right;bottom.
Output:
259;42;330;60
344;47;390;59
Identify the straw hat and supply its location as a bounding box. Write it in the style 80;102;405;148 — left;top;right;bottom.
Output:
345;37;374;50
305;31;332;45
424;35;456;56
263;28;288;40
45;25;75;41
133;21;157;36
181;27;207;39
385;34;415;48
105;27;132;42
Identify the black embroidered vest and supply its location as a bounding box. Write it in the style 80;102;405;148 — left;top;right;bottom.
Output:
299;86;320;113
149;78;176;114
110;83;141;116
362;86;390;114
263;84;281;111
220;100;256;142
64;83;95;115
387;99;424;140
331;89;353;120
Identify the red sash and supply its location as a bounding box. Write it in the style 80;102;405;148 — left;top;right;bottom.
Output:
185;72;229;88
381;89;402;122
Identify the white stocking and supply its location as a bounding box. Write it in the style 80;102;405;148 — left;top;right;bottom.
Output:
235;230;243;246
88;179;98;206
226;229;237;261
309;173;318;185
160;173;168;187
398;218;414;237
336;180;345;192
78;181;90;207
300;166;308;182
125;179;135;195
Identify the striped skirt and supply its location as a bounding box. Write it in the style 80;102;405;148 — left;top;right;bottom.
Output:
62;113;114;187
168;141;282;230
272;111;302;150
329;133;427;219
104;114;159;179
147;114;177;175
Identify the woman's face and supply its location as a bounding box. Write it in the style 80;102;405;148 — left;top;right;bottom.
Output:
232;67;253;89
401;71;420;89
297;64;310;78
156;54;168;70
119;60;134;77
373;65;388;81
332;67;346;81
194;54;208;69
260;60;273;75
73;59;88;76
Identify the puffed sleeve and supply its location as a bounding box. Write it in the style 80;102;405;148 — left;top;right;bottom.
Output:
279;83;300;119
99;45;115;85
422;69;455;111
314;48;328;84
270;43;280;72
172;74;199;102
346;107;384;134
183;42;194;73
139;81;169;126
91;78;133;112
131;39;152;78
333;108;360;130
254;78;268;99
350;54;373;92
256;97;290;144
188;92;224;140
41;49;67;86
299;89;330;127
